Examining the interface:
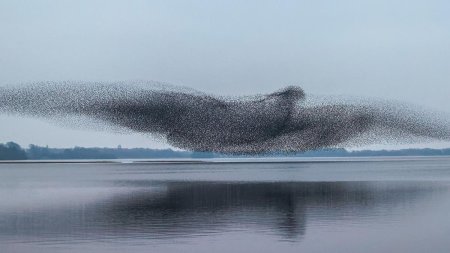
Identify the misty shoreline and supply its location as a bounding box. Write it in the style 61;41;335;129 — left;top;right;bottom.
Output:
2;141;450;161
1;156;450;164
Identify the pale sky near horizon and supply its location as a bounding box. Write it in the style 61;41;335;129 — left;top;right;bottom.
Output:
1;0;449;149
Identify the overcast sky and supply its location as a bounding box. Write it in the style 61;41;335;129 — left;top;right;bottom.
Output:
1;0;449;149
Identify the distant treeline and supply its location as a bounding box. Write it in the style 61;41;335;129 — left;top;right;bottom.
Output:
0;142;211;160
0;142;27;160
0;142;450;160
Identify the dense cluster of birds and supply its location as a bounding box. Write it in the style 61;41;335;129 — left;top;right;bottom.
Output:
1;81;449;154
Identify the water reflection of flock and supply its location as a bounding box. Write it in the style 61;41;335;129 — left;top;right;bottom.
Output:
0;180;444;242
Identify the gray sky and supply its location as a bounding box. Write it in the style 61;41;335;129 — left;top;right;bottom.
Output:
1;0;449;149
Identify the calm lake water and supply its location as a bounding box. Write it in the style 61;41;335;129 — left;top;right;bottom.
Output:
1;157;450;253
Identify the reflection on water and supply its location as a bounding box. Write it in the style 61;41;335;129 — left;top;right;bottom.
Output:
1;159;450;253
101;181;440;239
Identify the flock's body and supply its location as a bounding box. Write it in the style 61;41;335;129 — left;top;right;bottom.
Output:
1;82;449;153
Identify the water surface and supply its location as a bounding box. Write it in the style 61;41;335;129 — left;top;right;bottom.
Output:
1;157;450;253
